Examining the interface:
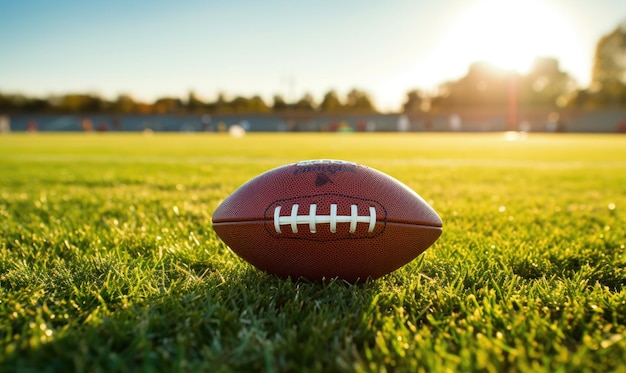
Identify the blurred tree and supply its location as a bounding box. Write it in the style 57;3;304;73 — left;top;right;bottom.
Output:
567;88;591;108
294;93;316;112
0;93;51;113
589;23;626;106
431;62;509;110
0;92;6;111
403;90;424;113
22;98;51;112
230;96;249;113
187;90;205;113
518;57;576;108
0;92;15;112
345;89;376;112
112;94;136;113
153;97;183;114
431;59;577;110
273;94;288;111
57;94;105;113
248;95;270;113
213;92;230;113
319;90;343;112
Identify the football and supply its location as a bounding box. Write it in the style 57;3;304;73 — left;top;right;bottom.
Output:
211;159;442;282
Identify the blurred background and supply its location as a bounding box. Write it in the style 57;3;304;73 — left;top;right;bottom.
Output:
1;0;625;133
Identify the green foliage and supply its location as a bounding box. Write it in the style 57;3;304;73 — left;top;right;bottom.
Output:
0;89;374;116
520;58;575;108
345;89;376;113
403;90;424;113
319;90;343;112
316;89;376;113
574;23;626;108
272;94;288;112
432;59;577;110
0;133;625;372
294;93;316;112
592;24;626;90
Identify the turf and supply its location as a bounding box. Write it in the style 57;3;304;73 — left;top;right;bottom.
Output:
0;132;625;372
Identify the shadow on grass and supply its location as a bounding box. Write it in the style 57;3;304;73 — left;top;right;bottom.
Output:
1;266;387;372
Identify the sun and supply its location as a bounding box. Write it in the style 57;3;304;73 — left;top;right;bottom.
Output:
441;0;574;73
375;0;580;110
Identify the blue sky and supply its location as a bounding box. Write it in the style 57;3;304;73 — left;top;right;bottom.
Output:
1;0;624;110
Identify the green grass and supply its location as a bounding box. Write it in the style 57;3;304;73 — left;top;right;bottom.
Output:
1;132;625;372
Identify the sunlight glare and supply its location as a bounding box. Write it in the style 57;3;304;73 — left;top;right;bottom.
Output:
438;0;574;73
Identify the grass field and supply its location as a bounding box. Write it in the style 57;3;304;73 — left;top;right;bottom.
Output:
1;132;625;372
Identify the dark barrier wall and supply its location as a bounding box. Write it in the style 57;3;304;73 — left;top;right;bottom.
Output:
3;110;626;133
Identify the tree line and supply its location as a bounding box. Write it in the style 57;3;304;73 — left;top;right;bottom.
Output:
0;88;378;116
1;22;624;115
416;22;626;112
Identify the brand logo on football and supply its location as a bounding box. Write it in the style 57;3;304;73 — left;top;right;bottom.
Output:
314;173;333;187
293;159;358;176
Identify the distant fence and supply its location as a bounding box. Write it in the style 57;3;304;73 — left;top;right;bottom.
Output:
2;110;626;133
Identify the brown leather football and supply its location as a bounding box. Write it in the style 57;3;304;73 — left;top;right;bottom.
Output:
212;160;442;282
